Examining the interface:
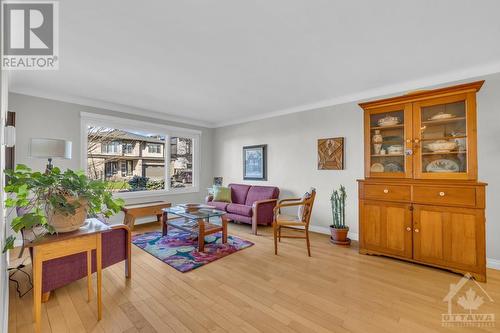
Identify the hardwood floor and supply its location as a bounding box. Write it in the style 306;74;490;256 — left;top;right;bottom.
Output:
8;222;500;332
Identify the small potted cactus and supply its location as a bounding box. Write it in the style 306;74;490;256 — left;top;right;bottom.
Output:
329;185;351;245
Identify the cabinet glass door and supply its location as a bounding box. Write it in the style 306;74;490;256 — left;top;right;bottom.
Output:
414;94;475;180
365;104;412;178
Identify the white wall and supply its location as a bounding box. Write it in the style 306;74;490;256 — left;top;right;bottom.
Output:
213;73;500;263
8;93;214;227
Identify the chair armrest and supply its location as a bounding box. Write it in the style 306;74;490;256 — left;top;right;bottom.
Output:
278;198;302;204
205;195;214;203
252;198;278;210
273;200;305;215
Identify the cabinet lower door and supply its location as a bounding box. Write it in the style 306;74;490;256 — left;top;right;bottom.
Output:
413;205;485;272
360;200;412;258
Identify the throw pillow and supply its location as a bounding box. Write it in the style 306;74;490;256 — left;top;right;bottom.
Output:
213;186;232;203
297;191;312;221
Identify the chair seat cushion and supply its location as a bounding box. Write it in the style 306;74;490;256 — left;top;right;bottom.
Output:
276;214;307;227
209;201;229;211
226;203;253;217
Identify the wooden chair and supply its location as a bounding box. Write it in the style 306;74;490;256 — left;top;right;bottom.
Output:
273;188;316;256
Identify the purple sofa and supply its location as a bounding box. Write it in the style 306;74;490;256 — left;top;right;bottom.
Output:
32;225;131;301
206;183;279;234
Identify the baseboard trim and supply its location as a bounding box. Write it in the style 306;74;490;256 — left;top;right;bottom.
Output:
308;225;499;271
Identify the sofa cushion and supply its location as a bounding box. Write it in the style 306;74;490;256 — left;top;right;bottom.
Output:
226;203;253;217
229;184;251;204
212;186;231;203
245;186;280;206
209;201;229;211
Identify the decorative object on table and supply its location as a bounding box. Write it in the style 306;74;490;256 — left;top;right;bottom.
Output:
428;112;455;121
372;130;383;155
178;203;206;213
426;159;460;173
273;188;316;256
384;162;403;172
132;229;254;273
29;138;72;171
213;177;223;186
426;140;458;153
370;163;384;173
212;185;232;203
243;144;267;180
387;145;404;155
317;137;344;170
122;201;171;230
330;185;350;246
377;115;400;127
3;164;124;252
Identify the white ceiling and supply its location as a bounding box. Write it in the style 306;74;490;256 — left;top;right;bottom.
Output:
9;0;500;127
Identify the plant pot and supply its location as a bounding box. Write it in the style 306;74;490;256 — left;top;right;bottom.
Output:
329;226;351;246
47;197;88;233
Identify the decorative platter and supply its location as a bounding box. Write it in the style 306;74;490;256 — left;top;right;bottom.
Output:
429;112;456;121
384;162;403;172
377;116;400;127
370;163;384;173
426;159;460;173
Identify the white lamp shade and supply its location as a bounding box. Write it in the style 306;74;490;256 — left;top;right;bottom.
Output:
30;138;72;159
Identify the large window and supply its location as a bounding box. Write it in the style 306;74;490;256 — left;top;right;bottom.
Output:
82;113;200;196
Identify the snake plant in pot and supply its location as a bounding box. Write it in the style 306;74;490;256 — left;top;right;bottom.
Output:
2;164;124;252
330;185;351;245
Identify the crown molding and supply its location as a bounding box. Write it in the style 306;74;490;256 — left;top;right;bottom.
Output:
217;61;500;127
8;86;217;128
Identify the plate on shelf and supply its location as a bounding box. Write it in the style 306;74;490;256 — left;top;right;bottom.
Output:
384;162;403;172
387;145;404;155
370;163;384;173
426;159;460;173
382;135;403;142
428;112;456;121
377;116;400;127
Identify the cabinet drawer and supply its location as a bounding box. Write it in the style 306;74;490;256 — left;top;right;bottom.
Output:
413;186;476;207
363;184;411;202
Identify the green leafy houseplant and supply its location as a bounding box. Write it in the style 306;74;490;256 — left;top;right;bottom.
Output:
3;164;125;252
330;185;350;245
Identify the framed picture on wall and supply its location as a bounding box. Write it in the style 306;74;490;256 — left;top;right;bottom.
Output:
243;144;267;180
318;137;344;170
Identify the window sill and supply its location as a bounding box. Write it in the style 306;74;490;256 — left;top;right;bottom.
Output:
113;187;200;200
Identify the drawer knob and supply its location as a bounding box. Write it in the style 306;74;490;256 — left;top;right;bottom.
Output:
414;228;420;233
406;227;411;232
439;191;445;197
383;189;389;194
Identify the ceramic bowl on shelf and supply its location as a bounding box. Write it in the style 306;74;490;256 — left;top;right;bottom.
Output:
428;112;455;121
426;159;460;173
387;145;403;155
427;140;458;153
377;116;400;127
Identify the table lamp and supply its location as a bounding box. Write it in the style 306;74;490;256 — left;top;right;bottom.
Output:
29;138;72;171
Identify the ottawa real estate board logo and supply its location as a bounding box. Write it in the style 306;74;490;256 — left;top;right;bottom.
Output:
2;1;59;70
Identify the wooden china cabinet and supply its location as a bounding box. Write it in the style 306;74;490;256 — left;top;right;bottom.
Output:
357;81;487;281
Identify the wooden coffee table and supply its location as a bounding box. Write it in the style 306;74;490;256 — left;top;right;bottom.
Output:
162;205;228;252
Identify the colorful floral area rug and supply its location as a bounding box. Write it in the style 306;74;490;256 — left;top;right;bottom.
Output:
132;229;254;272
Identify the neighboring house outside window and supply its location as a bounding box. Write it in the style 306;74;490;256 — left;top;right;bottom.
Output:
147;143;162;154
102;141;119;154
122;143;133;154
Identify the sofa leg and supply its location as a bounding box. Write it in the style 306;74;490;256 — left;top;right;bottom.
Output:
41;292;51;303
251;218;257;235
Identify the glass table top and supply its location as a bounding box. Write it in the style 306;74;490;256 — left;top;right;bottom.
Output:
164;205;226;220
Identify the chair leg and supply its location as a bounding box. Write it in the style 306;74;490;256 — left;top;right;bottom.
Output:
305;228;311;257
273;222;278;255
278;226;281;242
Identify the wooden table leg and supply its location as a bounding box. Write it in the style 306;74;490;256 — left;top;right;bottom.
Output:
32;248;42;333
96;234;102;321
222;215;228;244
87;250;92;302
198;218;205;252
162;211;169;236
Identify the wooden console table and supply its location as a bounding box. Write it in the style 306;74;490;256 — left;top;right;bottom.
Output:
122;201;171;230
26;219;110;333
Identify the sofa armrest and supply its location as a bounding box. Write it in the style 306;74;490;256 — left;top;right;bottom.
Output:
251;199;278;234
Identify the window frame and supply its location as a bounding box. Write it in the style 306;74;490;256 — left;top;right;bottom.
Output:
81;112;201;199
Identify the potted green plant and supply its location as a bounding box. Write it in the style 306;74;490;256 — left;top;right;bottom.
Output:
329;185;351;245
3;164;124;252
